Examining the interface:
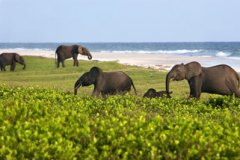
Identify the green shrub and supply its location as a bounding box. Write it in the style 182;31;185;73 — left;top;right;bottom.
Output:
0;85;240;159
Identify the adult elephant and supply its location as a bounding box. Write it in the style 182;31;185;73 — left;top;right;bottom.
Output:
74;66;137;97
166;61;240;99
55;45;92;68
0;53;26;71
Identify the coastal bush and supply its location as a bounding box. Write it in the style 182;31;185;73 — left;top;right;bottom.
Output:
0;85;240;159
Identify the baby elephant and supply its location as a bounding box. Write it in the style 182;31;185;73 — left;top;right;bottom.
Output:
74;66;137;97
143;88;172;98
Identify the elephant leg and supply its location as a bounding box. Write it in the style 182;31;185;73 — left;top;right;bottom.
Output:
226;79;240;98
56;54;61;68
101;94;108;99
1;65;6;71
194;76;202;99
232;84;240;98
76;60;79;66
73;59;78;66
62;60;65;67
10;63;16;71
56;61;60;68
59;54;65;68
92;88;100;97
72;57;75;66
234;90;240;98
92;91;99;97
188;79;195;98
188;76;202;99
56;57;61;67
73;55;78;66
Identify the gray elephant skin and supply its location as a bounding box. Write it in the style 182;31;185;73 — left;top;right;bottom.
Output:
166;61;240;99
55;45;92;68
0;53;26;71
0;56;6;71
74;66;137;97
143;88;172;98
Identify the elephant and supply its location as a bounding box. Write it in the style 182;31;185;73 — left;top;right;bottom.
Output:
55;45;92;68
165;61;240;99
74;66;137;97
143;88;172;98
0;53;26;71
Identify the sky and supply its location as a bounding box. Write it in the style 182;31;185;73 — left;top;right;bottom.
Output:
0;0;239;42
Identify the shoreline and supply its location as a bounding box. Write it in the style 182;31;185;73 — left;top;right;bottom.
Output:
1;49;240;72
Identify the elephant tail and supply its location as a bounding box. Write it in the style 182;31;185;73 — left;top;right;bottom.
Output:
130;79;137;95
55;51;57;66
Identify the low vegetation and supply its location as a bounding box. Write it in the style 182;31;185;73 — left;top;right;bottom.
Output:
0;56;239;159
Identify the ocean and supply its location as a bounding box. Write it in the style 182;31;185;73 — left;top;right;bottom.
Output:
0;42;240;71
0;42;240;59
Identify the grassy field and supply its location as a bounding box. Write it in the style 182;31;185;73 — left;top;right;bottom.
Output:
0;56;213;99
1;56;240;159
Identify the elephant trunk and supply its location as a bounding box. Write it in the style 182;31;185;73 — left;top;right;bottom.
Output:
74;80;82;95
22;63;26;70
88;53;92;60
166;71;173;98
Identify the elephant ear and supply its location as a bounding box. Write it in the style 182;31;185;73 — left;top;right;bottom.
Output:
89;67;103;81
81;47;90;56
78;46;84;54
184;61;202;80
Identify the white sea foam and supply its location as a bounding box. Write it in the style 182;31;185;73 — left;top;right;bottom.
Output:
2;48;53;51
161;49;201;54
229;56;240;60
100;49;202;55
216;51;231;57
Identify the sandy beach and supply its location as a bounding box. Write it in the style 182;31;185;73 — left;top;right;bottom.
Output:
1;49;240;72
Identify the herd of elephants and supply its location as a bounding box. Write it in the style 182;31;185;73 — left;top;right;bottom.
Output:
1;44;240;99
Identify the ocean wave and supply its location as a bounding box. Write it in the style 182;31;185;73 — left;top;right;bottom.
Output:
215;51;232;57
0;48;53;51
227;56;240;60
100;49;202;55
1;47;239;59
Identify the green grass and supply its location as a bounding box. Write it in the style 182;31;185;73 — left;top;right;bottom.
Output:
0;56;213;99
